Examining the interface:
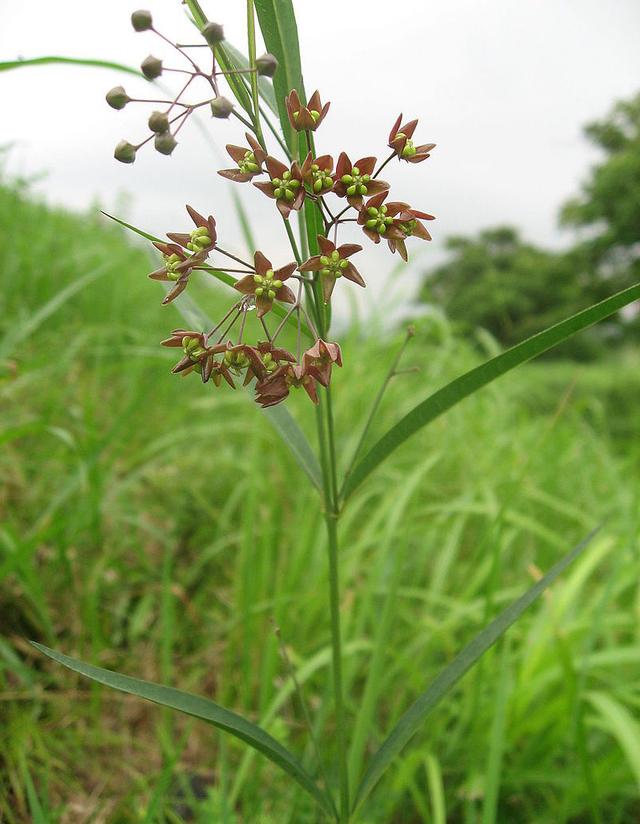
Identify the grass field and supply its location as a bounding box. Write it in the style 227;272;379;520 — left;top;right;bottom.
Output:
1;177;640;823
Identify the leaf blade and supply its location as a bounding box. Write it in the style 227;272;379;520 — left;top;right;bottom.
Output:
342;283;640;501
353;528;601;811
31;642;333;815
0;56;141;75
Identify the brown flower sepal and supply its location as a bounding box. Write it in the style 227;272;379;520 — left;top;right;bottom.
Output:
357;192;409;244
299;236;364;302
253;157;305;218
301;153;335;195
333;153;389;208
388;114;436;163
233;251;297;317
302;339;342;387
255;363;319;407
161;329;234;387
285;89;330;132
148;241;203;305
218;132;267;182
387;207;435;261
243;341;296;385
166;205;217;254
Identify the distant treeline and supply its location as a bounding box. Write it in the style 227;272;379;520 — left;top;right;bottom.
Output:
420;93;640;358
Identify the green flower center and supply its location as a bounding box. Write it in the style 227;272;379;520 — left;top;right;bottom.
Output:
340;166;371;198
310;163;334;194
319;249;349;279
293;109;320;123
399;219;417;237
164;253;183;281
272;170;301;202
260;351;280;374
253;269;283;301
364;205;394;234
238;150;260;174
181;335;207;362
186;226;212;253
401;139;417;158
223;349;250;373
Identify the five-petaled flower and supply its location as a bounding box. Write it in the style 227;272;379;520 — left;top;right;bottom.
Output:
285;89;330;132
218;132;267;182
234;251;297;317
166;205;217;254
161;329;233;387
302;339;342;387
254;157;305;218
301;153;335;195
332;153;389;208
357;191;408;244
299;236;364;302
255;362;319;407
387;206;436;261
148;241;202;305
388;114;436;163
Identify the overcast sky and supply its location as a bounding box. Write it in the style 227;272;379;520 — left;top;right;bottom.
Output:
2;0;639;320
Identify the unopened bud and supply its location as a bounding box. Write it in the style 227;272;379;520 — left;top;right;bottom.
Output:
141;55;162;80
106;86;129;110
148;110;169;133
256;53;278;78
202;21;224;45
114;140;136;164
154;132;177;155
131;9;153;31
210;96;233;119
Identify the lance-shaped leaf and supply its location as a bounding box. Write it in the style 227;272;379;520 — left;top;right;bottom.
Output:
0;56;141;75
353;528;601;812
341;283;640;501
31;643;334;816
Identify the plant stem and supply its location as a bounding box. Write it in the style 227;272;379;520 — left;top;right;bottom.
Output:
246;0;265;149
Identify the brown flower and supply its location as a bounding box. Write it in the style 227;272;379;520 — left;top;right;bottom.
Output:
218;132;267;182
357;192;409;244
333;153;389;208
387;207;436;261
243;341;296;384
302;339;342;387
253;157;305;218
166;205;217;254
388;114;436;163
148;241;202;305
299;236;364;302
301;153;335;195
255;363;319;407
161;329;233;386
285;89;330;132
233;251;297;317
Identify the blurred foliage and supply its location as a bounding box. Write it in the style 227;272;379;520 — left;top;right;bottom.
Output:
420;92;640;357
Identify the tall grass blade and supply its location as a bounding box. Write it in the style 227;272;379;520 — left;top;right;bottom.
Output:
588;691;640;790
0;56;140;76
352;528;601;812
31;642;334;816
342;283;640;501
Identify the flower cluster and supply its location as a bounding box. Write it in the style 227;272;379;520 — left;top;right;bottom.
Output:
108;9;436;407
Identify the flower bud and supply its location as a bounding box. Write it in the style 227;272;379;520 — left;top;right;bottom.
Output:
154;132;177;155
141;55;162;80
148;110;169;133
114;140;136;164
256;53;278;78
105;86;129;110
131;9;153;31
210;96;233;119
202;21;224;45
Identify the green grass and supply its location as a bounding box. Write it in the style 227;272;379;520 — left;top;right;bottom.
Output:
1;178;640;823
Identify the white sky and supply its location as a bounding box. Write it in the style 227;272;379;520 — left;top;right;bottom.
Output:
2;1;639;321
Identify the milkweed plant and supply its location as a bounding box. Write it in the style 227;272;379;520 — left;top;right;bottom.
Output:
32;1;640;821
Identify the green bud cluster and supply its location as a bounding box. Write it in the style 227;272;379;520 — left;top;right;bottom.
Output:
186;226;212;252
365;204;394;234
401;139;417;158
340;166;371;198
238;151;260;175
253;269;282;300
224;349;250;372
293;109;320;124
182;336;207;361
163;253;183;280
399;219;417;237
319;249;349;279
260;351;279;374
309;164;333;194
272;170;301;202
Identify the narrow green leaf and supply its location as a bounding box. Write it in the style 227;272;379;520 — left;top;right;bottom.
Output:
31;642;333;816
342;283;640;501
0;56;141;76
588;691;640;790
254;0;305;151
101;210;162;243
353;528;601;811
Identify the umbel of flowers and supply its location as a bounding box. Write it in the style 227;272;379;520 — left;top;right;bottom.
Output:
106;8;436;407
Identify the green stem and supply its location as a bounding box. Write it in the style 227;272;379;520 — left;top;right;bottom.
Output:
246;0;265;149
